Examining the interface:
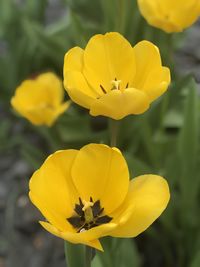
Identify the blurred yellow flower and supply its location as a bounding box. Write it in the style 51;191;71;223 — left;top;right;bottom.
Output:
137;0;200;33
63;32;170;120
11;73;70;126
29;143;170;251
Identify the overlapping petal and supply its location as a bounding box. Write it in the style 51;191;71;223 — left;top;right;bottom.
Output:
11;73;70;126
137;0;200;33
63;32;170;119
110;175;170;237
71;144;129;214
90;88;150;120
29;150;79;231
29;144;170;251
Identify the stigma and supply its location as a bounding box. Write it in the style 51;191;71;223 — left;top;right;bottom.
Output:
111;79;121;90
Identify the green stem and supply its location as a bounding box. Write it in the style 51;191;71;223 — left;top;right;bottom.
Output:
116;0;125;34
109;119;120;147
85;246;93;267
64;241;85;267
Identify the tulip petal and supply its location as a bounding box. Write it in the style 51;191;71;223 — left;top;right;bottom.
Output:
71;144;129;214
29;150;79;231
90;88;150;120
83;32;136;94
133;41;170;101
40;221;104;251
64;47;84;73
36;73;64;106
64;71;97;109
111;175;170;237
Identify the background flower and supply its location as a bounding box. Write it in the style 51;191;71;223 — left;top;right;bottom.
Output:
137;0;200;33
11;73;70;126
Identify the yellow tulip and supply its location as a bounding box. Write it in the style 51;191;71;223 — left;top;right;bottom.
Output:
63;32;170;120
11;73;70;126
29;143;170;251
137;0;200;33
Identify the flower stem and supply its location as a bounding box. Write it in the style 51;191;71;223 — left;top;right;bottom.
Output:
109;119;120;147
85;246;93;267
64;241;85;267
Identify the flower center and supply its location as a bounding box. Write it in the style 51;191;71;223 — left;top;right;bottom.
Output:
67;197;112;232
111;79;121;90
99;78;129;95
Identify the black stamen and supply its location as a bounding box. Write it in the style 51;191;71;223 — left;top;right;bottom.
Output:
67;198;113;231
100;85;106;94
79;197;84;208
126;83;129;88
96;215;112;224
92;200;101;217
74;204;84;217
67;216;83;228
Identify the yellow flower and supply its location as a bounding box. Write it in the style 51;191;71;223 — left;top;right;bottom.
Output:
11;73;70;126
29;143;170;251
63;32;170;120
137;0;200;33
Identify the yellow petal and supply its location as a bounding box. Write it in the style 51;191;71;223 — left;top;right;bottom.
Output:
133;41;170;101
64;71;97;109
29;149;79;231
23;101;70;126
63;47;99;105
111;175;170;237
64;47;84;73
40;221;104;251
90;88;150;120
36;72;64;106
71;144;129;214
142;67;171;102
137;0;200;33
83;32;136;94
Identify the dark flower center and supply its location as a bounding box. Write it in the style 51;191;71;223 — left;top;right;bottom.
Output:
67;197;112;232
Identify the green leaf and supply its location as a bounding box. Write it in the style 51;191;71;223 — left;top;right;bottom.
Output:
190;251;200;267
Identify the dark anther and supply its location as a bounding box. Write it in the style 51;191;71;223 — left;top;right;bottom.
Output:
92;200;101;217
67;216;83;228
100;85;106;94
126;83;129;88
74;204;84;217
79;197;84;208
96;215;112;224
114;77;117;81
67;198;113;232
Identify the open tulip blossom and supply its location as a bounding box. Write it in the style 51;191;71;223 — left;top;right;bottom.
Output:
29;144;170;251
11;73;70;126
63;32;170;120
137;0;200;33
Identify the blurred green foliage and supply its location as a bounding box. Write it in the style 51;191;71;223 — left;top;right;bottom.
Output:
1;0;200;267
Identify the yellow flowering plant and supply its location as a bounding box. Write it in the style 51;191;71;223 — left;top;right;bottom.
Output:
4;0;200;266
137;0;200;33
11;72;70;126
63;32;170;120
29;144;170;251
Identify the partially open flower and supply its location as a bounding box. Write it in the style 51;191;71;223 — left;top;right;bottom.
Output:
29;143;170;251
63;32;170;120
11;73;70;126
137;0;200;33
